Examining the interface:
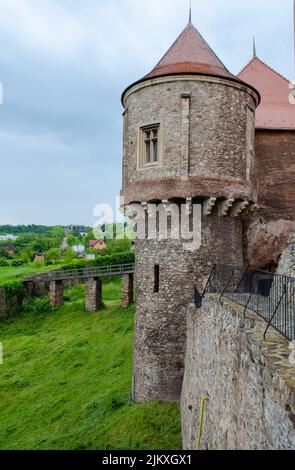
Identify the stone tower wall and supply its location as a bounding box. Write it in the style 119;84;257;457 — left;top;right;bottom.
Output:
123;74;258;403
133;211;244;402
123;76;258;204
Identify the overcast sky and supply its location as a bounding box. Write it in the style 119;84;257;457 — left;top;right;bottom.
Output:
0;0;293;226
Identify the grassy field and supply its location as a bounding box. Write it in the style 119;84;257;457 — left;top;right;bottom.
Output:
0;264;57;283
0;278;181;450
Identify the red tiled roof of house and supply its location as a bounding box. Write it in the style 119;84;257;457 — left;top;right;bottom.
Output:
122;22;258;102
238;57;295;130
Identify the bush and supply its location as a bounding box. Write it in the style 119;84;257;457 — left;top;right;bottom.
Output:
11;259;25;267
106;239;132;255
0;248;9;259
61;251;135;271
0;258;9;267
45;248;61;265
2;280;27;301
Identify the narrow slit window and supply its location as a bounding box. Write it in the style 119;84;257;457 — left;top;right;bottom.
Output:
154;265;160;293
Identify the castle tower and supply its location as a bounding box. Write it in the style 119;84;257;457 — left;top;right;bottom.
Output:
121;21;260;402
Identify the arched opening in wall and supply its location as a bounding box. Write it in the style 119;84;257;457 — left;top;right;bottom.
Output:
260;262;278;274
154;265;160;293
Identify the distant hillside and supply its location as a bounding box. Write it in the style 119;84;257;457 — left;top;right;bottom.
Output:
0;225;63;236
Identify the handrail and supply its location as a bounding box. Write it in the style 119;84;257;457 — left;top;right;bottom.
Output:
202;265;216;297
263;284;287;340
201;264;295;341
24;263;135;283
219;268;234;302
243;276;258;318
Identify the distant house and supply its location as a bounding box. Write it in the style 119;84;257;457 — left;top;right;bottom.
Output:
85;254;96;260
66;225;87;236
34;253;45;263
0;244;15;256
72;245;85;254
0;234;18;241
88;240;107;251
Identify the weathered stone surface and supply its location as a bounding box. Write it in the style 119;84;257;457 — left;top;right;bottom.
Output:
121;274;134;308
122;77;257;204
0;287;8;318
245;217;294;269
49;281;64;308
276;231;295;278
123;72;256;403
133;211;244;403
85;278;102;312
181;296;295;450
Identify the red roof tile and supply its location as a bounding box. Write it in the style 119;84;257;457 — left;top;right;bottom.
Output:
144;22;235;80
238;57;295;130
122;22;256;102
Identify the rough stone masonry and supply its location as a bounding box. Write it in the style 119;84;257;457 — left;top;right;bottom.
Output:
181;296;295;450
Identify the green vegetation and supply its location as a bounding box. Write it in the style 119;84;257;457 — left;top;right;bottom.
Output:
0;279;181;450
0;264;56;284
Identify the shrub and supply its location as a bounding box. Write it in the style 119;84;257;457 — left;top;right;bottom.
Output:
2;280;27;301
0;258;9;267
45;248;61;265
61;251;135;271
11;259;25;267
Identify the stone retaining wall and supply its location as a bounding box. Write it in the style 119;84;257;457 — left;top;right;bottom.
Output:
181;295;295;450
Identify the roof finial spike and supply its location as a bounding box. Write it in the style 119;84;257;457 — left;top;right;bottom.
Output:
253;36;257;58
189;0;192;23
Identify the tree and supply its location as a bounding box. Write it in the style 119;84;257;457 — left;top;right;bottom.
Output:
45;248;61;265
107;239;132;254
0;257;9;266
63;248;77;263
0;248;9;259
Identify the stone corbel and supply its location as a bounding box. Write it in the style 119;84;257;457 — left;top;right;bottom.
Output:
230;201;249;217
248;203;258;213
218;199;235;217
202;198;217;216
162;199;172;215
186;198;192;216
141;202;148;211
125;205;137;219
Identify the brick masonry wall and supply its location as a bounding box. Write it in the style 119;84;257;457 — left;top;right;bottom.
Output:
255;130;295;218
133;210;244;403
181;296;295;450
245;130;295;268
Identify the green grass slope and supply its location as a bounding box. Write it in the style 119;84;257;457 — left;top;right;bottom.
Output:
0;279;181;450
0;264;57;284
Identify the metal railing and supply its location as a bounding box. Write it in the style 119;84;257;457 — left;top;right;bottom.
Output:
24;263;135;283
202;264;295;341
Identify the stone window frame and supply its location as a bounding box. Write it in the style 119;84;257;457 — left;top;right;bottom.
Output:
137;122;162;170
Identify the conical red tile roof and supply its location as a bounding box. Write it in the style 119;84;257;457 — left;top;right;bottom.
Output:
122;21;259;103
144;22;236;80
238;57;295;129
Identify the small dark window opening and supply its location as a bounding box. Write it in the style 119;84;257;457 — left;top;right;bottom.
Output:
154;265;160;293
